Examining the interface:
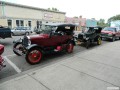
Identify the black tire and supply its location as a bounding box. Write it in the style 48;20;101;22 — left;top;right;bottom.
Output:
111;36;115;42
25;32;29;35
86;40;90;49
25;48;43;65
13;43;23;56
11;32;14;36
97;37;102;45
119;37;120;40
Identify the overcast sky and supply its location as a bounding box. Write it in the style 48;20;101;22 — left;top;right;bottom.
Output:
2;0;120;21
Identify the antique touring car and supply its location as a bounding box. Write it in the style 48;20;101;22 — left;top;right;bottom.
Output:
77;27;102;48
13;23;76;64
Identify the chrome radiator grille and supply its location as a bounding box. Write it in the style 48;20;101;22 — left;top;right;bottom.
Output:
22;36;29;47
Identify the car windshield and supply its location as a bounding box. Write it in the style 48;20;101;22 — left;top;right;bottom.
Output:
103;27;116;32
83;27;95;33
40;25;57;34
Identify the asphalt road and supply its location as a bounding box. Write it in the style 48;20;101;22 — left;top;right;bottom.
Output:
0;35;109;83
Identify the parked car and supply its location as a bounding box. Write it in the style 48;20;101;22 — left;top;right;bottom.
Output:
13;23;76;64
101;27;120;41
0;25;12;39
34;27;42;34
0;44;6;71
77;27;102;48
11;27;32;36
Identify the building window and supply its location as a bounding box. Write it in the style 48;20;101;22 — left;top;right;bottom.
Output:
36;21;42;29
20;20;24;26
7;20;12;28
16;20;24;27
28;21;31;27
16;20;19;27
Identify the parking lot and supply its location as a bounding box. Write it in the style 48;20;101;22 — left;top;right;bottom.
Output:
0;34;115;83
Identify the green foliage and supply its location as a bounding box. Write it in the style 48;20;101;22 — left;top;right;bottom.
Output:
73;16;78;18
97;19;108;28
47;7;59;11
108;14;120;23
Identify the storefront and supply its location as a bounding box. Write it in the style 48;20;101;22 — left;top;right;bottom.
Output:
0;1;66;30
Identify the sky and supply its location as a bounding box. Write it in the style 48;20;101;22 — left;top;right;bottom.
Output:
2;0;120;21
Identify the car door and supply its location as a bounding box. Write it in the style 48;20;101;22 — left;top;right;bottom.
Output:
14;27;20;35
48;32;62;46
20;27;26;35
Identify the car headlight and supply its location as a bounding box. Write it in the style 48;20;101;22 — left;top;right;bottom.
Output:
27;36;31;46
22;36;31;46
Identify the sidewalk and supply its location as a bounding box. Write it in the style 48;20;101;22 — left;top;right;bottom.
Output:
0;41;120;90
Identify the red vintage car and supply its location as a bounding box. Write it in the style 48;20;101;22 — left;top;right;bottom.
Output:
0;44;5;70
101;27;120;41
13;23;76;64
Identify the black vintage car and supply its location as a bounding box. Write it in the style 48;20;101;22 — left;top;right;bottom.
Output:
0;25;11;39
77;27;102;48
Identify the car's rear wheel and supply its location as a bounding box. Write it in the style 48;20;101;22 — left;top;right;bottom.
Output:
25;48;42;65
86;40;90;49
11;32;14;36
13;43;23;56
66;43;74;53
25;32;29;35
97;37;102;45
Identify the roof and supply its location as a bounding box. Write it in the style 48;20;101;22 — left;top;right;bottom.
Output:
0;1;66;14
44;23;76;27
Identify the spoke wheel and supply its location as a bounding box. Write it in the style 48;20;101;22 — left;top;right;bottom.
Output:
26;48;42;65
67;43;74;53
97;37;102;45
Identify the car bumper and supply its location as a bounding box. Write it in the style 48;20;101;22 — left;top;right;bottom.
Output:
101;36;113;39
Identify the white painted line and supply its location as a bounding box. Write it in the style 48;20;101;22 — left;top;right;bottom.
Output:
3;54;16;57
3;56;21;73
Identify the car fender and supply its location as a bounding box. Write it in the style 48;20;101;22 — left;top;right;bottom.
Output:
68;40;76;46
26;44;43;51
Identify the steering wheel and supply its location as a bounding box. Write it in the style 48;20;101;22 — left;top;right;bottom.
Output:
58;31;64;35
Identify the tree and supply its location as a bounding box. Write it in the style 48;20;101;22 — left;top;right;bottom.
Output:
97;19;108;27
48;7;59;11
73;16;78;18
108;14;120;23
48;8;51;10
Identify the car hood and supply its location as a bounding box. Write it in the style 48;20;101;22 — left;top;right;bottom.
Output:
101;30;114;34
29;34;49;40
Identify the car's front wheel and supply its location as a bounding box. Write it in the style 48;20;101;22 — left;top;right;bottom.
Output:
25;48;43;65
66;43;74;53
